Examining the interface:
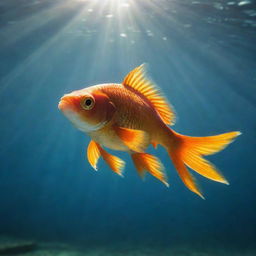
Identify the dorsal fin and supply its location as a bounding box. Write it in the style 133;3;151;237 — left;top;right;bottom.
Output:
122;64;176;125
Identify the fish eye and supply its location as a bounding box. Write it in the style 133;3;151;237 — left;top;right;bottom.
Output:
81;96;95;110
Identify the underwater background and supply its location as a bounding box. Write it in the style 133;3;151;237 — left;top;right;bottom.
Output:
0;0;255;255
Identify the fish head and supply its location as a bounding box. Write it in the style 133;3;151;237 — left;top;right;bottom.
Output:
58;88;116;132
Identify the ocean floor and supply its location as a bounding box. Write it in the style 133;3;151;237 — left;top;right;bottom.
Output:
0;236;255;256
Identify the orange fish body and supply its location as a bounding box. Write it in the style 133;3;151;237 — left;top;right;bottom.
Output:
59;65;240;198
88;84;170;151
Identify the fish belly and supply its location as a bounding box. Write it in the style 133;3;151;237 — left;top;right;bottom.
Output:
88;128;130;152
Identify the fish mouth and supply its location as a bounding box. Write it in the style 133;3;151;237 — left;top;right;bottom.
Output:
58;95;73;111
58;100;67;111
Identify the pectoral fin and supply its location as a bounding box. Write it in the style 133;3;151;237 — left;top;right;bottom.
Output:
87;140;125;176
87;140;101;170
113;126;149;152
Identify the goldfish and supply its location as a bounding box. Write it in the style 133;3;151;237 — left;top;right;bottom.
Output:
58;65;241;198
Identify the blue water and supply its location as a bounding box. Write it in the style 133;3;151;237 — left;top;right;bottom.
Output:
0;0;255;253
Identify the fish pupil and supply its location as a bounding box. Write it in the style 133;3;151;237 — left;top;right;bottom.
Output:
85;99;92;106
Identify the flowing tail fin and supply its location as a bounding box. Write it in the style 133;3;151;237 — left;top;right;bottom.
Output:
166;129;241;198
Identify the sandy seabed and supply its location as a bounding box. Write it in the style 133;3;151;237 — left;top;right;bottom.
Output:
0;236;255;256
